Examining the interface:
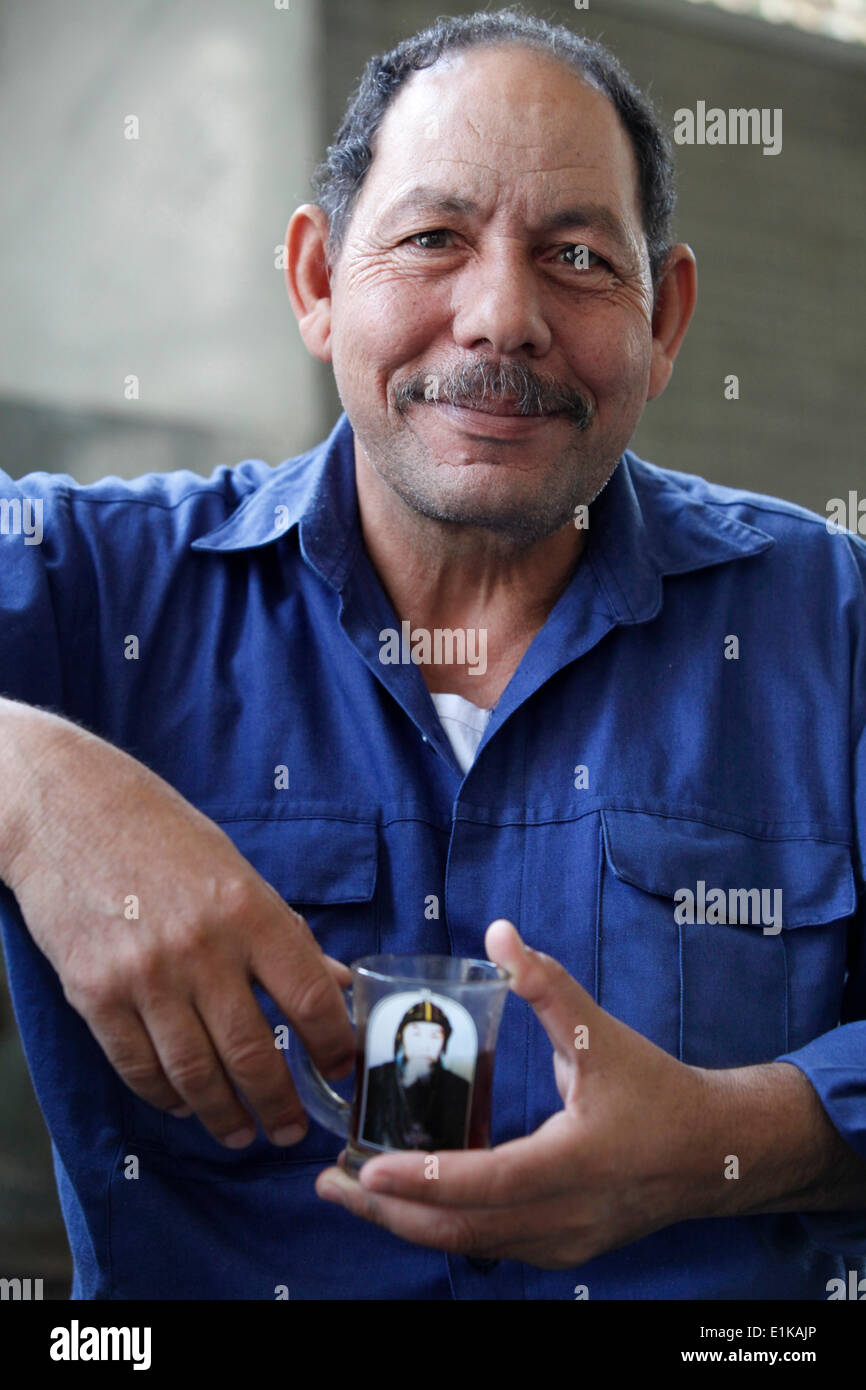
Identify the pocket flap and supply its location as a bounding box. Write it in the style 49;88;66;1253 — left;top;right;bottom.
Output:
220;816;378;904
600;809;855;927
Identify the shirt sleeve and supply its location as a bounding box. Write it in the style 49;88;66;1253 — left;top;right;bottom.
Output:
773;534;866;1255
0;471;95;716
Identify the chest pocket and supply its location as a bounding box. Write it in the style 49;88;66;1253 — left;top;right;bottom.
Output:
145;815;379;1168
222;814;380;961
598;810;856;1067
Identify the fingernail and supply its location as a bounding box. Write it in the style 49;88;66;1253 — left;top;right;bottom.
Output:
169;1104;193;1118
223;1127;256;1149
271;1122;307;1146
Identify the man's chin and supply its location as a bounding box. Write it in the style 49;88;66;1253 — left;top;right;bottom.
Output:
357;420;594;542
401;489;578;545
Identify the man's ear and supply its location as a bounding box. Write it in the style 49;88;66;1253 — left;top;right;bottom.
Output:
284;203;334;364
646;244;697;401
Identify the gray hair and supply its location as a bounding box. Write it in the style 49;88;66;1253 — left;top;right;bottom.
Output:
311;4;676;286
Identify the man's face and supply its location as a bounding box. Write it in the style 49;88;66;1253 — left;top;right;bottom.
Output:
326;44;658;544
401;1021;446;1064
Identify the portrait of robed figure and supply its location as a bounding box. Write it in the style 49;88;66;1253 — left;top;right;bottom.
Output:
360;998;472;1151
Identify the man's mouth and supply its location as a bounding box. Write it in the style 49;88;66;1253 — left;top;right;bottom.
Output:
425;398;568;438
444;394;553;414
443;398;555;417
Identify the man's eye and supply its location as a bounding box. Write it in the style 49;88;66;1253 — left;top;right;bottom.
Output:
407;230;452;249
560;245;608;271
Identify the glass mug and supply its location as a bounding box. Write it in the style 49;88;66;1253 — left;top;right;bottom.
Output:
289;954;511;1174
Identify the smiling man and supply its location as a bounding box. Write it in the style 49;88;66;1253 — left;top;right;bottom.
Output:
0;6;865;1301
291;26;694;712
314;51;674;553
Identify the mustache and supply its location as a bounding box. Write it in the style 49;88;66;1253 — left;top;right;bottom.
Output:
393;359;594;429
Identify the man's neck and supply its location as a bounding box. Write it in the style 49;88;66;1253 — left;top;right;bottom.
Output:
355;447;586;707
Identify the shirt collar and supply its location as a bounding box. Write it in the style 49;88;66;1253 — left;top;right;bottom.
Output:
190;412;360;588
585;450;775;624
191;411;775;614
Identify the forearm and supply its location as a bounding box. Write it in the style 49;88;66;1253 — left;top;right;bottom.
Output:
0;698;126;893
690;1059;866;1219
0;696;66;886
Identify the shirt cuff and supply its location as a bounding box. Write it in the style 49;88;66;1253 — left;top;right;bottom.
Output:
776;1022;866;1255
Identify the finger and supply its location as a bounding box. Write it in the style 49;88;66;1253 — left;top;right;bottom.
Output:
251;906;356;1080
86;1005;192;1117
145;1000;259;1147
315;1164;566;1260
358;1112;576;1207
198;985;309;1146
323;955;352;987
485;918;597;1060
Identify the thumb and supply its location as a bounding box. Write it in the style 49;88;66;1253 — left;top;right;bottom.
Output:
485;918;598;1060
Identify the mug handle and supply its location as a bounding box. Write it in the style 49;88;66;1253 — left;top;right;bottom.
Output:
287;986;354;1138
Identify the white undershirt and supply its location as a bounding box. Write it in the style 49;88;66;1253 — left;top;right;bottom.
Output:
430;692;493;774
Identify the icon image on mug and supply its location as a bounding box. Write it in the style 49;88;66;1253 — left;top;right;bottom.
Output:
357;990;477;1152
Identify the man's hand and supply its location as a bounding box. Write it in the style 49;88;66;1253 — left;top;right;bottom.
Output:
0;701;354;1149
315;919;863;1267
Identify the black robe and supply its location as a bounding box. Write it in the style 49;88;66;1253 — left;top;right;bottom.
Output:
360;1060;471;1150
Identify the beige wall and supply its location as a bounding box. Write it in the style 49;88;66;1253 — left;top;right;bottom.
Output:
0;0;326;476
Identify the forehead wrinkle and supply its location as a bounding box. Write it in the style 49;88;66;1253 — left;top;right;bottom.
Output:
377;159;623;218
454;105;613;156
459;116;561;152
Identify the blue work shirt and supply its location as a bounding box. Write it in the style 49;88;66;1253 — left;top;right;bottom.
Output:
1;411;865;1300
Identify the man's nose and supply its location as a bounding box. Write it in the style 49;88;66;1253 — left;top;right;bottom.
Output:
451;241;552;357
